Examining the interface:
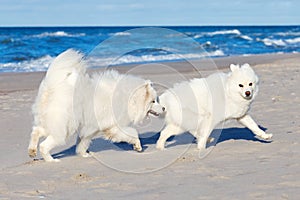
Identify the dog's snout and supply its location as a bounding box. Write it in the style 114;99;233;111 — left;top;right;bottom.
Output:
245;91;251;97
162;107;165;112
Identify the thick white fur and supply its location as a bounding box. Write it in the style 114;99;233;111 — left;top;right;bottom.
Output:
28;49;164;162
156;64;273;151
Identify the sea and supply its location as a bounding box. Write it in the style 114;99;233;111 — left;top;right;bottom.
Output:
0;26;300;73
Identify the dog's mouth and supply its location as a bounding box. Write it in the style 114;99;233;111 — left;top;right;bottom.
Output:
243;94;253;100
243;95;252;100
147;110;160;117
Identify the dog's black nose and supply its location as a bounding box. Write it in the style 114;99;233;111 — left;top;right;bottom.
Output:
245;91;251;97
162;107;165;111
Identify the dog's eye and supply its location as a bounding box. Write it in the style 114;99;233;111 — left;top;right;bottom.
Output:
239;84;244;88
249;83;252;86
152;100;155;103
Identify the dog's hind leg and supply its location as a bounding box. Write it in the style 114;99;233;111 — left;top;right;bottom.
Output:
190;130;214;144
76;127;100;157
39;135;60;162
28;126;44;158
104;126;142;152
76;135;94;157
156;124;184;150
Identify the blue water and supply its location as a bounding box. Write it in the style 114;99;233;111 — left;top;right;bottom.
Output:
0;26;300;72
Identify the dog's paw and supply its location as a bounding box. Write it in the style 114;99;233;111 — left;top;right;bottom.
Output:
261;133;273;140
45;158;61;163
51;158;61;163
133;143;142;152
197;140;206;151
82;152;93;158
198;146;213;159
28;148;37;158
77;150;94;158
197;146;205;152
156;143;165;151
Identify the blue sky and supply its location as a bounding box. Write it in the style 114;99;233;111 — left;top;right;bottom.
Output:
0;0;299;26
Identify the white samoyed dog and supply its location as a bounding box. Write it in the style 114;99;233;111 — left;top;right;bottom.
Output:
28;49;164;162
156;63;273;151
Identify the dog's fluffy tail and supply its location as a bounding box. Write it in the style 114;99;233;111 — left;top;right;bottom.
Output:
44;49;86;86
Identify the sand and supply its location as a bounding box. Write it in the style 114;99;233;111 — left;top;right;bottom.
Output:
0;53;299;199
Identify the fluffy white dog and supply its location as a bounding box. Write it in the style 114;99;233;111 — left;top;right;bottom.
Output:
28;49;164;162
156;63;273;151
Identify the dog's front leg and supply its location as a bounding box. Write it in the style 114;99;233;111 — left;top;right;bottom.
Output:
237;114;273;140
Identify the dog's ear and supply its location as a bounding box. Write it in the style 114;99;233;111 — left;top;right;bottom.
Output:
142;80;153;103
241;63;250;69
144;80;153;90
241;63;256;75
230;64;240;72
145;80;153;87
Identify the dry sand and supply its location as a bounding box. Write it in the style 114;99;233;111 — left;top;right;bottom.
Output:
0;53;299;199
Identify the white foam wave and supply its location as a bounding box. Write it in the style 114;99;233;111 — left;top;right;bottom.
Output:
110;32;131;36
239;35;253;41
201;41;212;46
258;38;286;47
0;50;225;72
0;55;53;72
207;29;241;36
193;34;202;39
32;31;86;38
276;32;300;36
88;50;225;67
195;31;251;41
285;37;300;44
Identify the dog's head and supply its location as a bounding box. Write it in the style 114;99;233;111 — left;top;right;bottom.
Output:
228;63;259;101
128;80;165;124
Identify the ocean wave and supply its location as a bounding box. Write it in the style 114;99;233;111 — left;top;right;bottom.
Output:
285;37;300;44
258;38;286;47
0;55;53;72
193;34;202;39
207;29;241;36
239;35;253;41
257;37;300;47
201;41;212;47
275;32;300;36
110;32;131;36
0;50;224;72
88;50;225;67
31;31;86;38
194;30;249;39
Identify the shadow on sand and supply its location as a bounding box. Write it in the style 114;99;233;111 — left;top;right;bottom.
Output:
52;126;272;160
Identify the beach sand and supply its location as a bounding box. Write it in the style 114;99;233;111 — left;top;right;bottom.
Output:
0;53;299;199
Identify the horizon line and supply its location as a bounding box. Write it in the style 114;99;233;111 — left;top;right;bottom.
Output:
0;24;299;28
